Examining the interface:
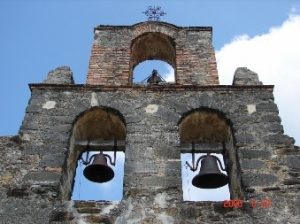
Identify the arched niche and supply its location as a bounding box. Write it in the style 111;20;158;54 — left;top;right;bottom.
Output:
130;32;176;83
178;108;244;199
74;107;126;141
179;109;231;143
60;106;126;200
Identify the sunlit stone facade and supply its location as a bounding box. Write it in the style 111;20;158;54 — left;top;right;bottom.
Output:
0;22;299;224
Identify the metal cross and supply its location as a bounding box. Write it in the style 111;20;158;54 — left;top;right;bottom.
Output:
143;6;166;21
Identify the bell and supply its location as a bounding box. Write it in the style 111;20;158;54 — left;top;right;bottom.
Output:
83;153;114;183
147;69;163;84
192;155;228;189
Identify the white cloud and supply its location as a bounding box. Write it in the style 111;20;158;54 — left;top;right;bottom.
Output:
162;64;175;82
216;14;300;144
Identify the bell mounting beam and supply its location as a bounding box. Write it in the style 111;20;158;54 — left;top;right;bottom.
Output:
75;139;126;152
179;142;225;154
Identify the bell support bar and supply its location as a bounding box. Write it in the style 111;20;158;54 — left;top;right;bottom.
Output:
180;142;226;154
81;152;114;166
80;139;118;167
75;139;126;152
185;142;227;172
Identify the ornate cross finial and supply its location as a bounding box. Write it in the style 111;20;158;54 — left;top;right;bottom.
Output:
143;6;166;21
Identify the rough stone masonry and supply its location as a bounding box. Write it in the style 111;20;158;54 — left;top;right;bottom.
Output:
0;21;299;224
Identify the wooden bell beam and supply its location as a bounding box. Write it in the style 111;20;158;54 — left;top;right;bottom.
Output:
75;139;126;152
180;142;224;154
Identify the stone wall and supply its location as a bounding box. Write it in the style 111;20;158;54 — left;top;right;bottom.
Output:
0;136;57;223
44;66;74;84
0;69;299;223
87;21;219;86
0;17;299;222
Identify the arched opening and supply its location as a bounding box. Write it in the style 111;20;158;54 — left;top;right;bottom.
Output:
61;107;126;201
130;32;176;84
73;107;126;141
179;108;243;201
179;109;230;143
132;60;175;83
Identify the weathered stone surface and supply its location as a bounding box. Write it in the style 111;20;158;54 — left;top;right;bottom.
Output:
263;134;295;145
256;102;279;113
0;21;299;224
234;133;255;145
232;67;263;85
0;197;53;224
49;202;75;222
285;155;300;169
240;159;266;170
39;153;65;167
242;173;278;187
239;148;272;159
283;178;300;185
260;114;281;123
6;187;29;198
44;66;74;84
24;171;61;184
2;82;298;223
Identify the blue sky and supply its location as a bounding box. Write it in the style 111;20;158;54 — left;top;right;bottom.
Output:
72;151;125;201
1;0;300;201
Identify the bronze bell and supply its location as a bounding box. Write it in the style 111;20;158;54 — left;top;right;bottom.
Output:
83;153;114;183
147;69;163;84
192;154;228;189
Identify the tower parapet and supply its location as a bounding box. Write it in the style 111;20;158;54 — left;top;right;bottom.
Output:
233;67;263;85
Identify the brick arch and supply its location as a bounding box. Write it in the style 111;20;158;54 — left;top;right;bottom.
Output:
60;106;126;200
129;32;176;83
131;21;179;39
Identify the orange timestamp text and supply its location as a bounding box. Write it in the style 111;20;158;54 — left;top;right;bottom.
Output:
223;198;272;209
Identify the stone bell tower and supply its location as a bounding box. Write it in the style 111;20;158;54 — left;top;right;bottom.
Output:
0;21;299;224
